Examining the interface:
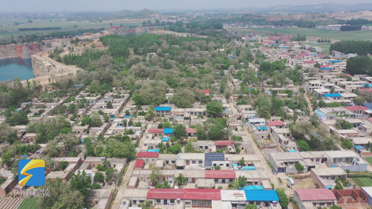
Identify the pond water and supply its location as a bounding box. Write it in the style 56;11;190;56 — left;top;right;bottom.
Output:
0;58;34;82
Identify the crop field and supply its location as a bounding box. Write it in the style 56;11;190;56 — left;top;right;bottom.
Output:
233;27;372;41
365;157;372;165
353;177;372;187
18;198;39;209
0;18;138;37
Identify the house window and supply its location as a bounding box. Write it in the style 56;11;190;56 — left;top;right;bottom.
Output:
192;200;198;206
170;199;175;204
206;200;212;206
199;200;206;207
157;200;161;203
192;161;196;164
199;160;202;164
133;200;136;204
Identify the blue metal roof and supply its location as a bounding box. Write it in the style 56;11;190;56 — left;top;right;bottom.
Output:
241;185;264;190
355;145;364;150
205;153;225;167
330;60;341;63
242;166;256;170
124;115;132;118
147;149;160;152
256;126;267;130
163;128;173;134
323;93;342;98
162;136;169;142
288;150;297;153
155;106;171;111
364;103;372;109
244;190;279;202
315;110;326;117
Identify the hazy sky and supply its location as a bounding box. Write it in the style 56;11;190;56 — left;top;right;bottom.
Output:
0;0;371;12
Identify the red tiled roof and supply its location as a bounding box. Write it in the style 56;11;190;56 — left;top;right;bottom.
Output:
295;189;336;201
304;61;315;64
320;65;330;68
134;159;144;168
267;121;285;126
346;106;368;111
359;88;372;92
214;140;234;146
203;90;210;94
147;189;221;200
137;152;159;158
183;189;221;200
148;128;164;133
186;128;197;134
368;118;372;123
205;170;236;179
299;53;310;56
316;55;325;57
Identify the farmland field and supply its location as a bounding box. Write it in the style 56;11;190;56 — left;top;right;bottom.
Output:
18;198;39;209
365;157;372;165
0;18;138;37
233;27;372;41
353;178;372;187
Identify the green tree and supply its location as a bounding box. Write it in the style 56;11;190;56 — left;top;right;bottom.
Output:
185;141;195;153
174;124;187;140
6;111;28;126
335;182;343;190
59;161;68;170
276;189;289;208
245;204;258;209
169;143;182;154
107;101;113;108
52;190;85;209
105;138;136;159
175;174;188;186
296;140;311;151
69;170;92;198
206;101;224;118
295;162;304;172
149;167;162;186
342;138;353;149
94;172;104;183
239;157;245;166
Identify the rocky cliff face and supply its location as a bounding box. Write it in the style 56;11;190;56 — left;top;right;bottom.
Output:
0;43;42;60
31;53;79;84
31;54;56;77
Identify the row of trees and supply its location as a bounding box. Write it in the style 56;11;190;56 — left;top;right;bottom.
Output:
346;56;372;75
330;41;372;55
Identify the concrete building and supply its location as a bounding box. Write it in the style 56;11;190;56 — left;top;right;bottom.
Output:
294;188;337;209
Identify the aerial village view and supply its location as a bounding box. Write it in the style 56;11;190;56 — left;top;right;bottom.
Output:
4;0;372;209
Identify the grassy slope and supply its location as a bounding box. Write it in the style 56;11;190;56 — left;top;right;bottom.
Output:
353;178;372;187
365;157;372;165
18;198;39;209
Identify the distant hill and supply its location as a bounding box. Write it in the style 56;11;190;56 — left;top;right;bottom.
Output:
114;10;134;16
263;3;372;13
135;9;157;17
112;9;158;18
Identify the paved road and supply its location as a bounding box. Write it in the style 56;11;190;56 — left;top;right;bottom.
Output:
111;160;135;209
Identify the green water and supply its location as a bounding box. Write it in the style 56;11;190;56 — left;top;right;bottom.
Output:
0;58;34;82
